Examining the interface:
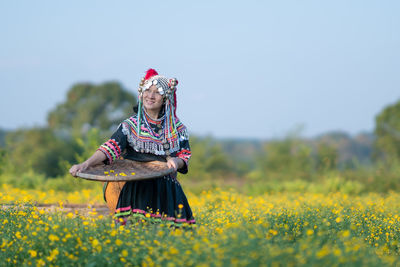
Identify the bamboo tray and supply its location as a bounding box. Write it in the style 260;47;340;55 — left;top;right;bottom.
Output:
76;159;174;182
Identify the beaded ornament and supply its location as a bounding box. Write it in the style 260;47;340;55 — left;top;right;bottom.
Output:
128;68;187;156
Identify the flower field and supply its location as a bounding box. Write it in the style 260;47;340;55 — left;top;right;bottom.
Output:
1;184;400;266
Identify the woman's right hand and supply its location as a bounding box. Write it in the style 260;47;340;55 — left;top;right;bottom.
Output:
69;162;89;177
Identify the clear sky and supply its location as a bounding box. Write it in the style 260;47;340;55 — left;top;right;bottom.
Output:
1;1;399;139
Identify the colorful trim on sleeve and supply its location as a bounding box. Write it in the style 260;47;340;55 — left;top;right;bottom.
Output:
97;139;121;164
177;149;191;165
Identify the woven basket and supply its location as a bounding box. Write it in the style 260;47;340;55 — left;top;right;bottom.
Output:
76;159;174;212
76;159;174;182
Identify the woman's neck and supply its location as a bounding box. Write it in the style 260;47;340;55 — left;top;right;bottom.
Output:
143;108;160;120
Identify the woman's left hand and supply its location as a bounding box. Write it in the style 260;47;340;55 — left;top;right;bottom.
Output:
167;157;183;171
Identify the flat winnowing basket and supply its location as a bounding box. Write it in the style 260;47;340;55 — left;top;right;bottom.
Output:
76;159;174;182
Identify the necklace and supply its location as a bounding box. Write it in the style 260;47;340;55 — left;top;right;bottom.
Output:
143;109;165;124
142;109;165;138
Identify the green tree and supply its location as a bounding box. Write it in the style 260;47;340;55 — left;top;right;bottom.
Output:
0;128;8;175
0;128;7;147
374;99;400;161
73;128;105;164
47;81;136;139
250;137;314;181
5;128;77;177
188;136;234;179
315;142;338;172
0;148;7;175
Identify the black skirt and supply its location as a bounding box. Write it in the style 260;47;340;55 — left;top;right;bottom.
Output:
114;174;195;225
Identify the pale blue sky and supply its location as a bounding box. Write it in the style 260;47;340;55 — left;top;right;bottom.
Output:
1;1;399;138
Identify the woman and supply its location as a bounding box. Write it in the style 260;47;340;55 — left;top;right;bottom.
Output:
69;68;195;226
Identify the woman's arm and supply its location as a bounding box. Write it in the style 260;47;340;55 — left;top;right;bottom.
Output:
69;150;106;177
70;124;127;177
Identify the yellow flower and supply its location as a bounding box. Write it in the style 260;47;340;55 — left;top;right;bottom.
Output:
316;246;330;259
306;229;314;236
115;239;123;246
92;239;100;247
169;247;179;255
178;204;184;209
36;259;45;266
341;230;350;238
15;231;22;239
47;248;59;262
48;234;59;242
268;229;278;236
68;254;77;260
333;248;342;256
121;249;128;257
110;229;117;237
28;250;37;257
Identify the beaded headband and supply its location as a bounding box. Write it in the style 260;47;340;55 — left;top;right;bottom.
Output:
141;75;170;96
138;69;178;106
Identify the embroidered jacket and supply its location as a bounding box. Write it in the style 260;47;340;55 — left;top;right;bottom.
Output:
97;114;191;174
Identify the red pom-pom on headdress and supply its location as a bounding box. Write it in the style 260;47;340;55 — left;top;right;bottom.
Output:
144;68;158;80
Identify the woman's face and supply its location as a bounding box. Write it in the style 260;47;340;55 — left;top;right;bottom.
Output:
143;85;164;114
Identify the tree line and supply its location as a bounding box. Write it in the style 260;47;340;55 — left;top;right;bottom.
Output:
0;81;399;193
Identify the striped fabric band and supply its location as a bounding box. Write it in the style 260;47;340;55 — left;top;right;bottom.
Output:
114;206;196;224
177;149;191;165
97;139;121;163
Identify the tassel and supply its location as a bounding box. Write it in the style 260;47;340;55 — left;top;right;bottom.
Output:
137;95;142;136
171;102;177;136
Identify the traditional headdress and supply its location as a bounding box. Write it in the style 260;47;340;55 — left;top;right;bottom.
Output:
131;68;184;156
138;68;178;115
